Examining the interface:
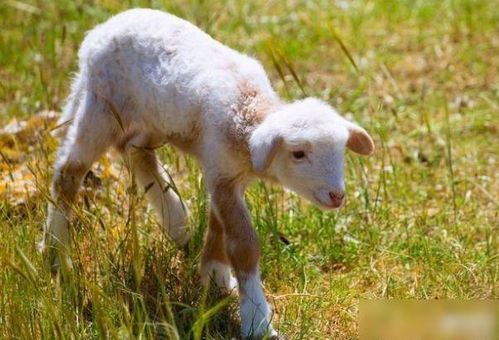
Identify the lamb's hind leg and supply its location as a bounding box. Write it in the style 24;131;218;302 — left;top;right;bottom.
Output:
43;94;116;271
127;148;190;246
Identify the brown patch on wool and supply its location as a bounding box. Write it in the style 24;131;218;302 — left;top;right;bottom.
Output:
224;81;278;165
199;208;230;275
234;82;271;125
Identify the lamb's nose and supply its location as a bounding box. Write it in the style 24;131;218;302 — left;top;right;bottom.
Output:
329;191;345;201
328;191;345;207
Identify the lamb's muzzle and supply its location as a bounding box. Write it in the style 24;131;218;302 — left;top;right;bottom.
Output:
43;8;374;339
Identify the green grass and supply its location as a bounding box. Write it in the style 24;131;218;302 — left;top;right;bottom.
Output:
1;0;498;338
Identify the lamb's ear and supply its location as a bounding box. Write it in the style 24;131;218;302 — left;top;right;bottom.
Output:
249;128;282;173
345;122;375;156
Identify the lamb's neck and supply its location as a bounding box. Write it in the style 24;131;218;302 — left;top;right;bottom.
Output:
224;88;280;162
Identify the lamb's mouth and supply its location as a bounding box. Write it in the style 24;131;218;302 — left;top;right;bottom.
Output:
312;193;342;210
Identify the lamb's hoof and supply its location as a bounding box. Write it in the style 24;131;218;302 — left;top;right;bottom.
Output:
242;326;277;340
268;329;280;340
240;293;275;340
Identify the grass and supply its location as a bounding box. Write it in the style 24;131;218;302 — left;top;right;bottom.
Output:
0;0;498;338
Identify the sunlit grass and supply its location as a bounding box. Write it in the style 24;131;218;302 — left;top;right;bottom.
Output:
0;0;497;338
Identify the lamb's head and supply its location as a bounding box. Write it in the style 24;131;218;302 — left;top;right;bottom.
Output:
249;98;374;210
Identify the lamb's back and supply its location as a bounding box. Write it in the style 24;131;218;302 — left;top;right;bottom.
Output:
77;9;275;139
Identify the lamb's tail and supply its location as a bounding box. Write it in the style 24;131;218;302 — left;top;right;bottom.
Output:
52;73;85;140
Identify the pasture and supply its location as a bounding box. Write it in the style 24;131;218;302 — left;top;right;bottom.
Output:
0;0;497;338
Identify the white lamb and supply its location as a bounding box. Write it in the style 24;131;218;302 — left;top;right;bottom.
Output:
42;8;374;338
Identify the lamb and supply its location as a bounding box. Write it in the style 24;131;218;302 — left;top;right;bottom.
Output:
42;8;375;338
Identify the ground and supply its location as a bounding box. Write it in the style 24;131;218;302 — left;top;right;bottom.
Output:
0;0;497;339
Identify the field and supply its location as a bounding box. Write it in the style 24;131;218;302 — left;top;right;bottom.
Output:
1;0;497;338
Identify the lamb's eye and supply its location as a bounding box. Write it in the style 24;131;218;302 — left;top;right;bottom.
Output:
292;151;306;160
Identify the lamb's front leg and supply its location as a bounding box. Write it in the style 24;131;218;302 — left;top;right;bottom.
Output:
210;179;276;339
199;208;237;292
